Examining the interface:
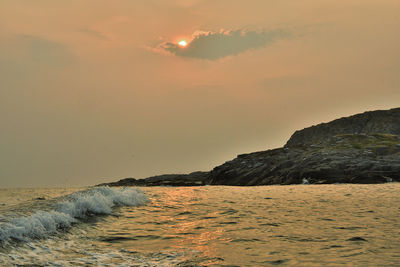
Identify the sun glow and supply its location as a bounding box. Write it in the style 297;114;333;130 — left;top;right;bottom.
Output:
178;40;188;47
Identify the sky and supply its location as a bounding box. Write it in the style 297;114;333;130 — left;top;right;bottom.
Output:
1;0;399;187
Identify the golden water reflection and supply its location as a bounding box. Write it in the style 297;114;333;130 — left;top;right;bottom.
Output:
95;184;400;266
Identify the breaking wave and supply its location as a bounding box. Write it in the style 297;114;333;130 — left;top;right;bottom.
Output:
0;187;148;244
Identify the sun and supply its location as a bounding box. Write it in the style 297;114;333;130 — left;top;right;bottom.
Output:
178;40;188;47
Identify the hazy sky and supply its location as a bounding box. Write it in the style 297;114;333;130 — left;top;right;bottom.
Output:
1;0;399;187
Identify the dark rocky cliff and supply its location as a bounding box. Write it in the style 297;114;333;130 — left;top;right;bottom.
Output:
285;108;400;147
99;107;400;186
208;133;400;185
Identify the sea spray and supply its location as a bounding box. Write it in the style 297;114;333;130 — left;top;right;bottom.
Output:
0;187;148;244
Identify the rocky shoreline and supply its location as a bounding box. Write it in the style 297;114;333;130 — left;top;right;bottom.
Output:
98;107;400;187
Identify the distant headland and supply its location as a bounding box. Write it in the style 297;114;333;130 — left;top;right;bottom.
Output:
98;107;400;186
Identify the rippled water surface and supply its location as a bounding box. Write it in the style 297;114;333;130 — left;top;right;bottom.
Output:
1;184;400;266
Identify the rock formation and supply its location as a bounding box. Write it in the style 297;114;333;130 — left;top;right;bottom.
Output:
97;172;208;187
285;108;400;147
99;107;400;186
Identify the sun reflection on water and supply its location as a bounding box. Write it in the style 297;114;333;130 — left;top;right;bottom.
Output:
78;184;400;266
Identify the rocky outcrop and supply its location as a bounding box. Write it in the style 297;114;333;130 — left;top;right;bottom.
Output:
285;108;400;147
208;133;400;185
97;171;209;187
99;108;400;186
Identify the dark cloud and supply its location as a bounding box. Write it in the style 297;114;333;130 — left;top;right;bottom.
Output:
79;29;109;40
0;34;74;67
21;35;74;66
158;29;289;60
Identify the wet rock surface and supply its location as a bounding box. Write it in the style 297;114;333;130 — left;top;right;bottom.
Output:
99;108;400;186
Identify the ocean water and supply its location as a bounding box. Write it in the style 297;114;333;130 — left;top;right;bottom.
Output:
0;184;399;266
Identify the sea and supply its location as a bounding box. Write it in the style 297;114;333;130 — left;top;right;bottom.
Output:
0;184;399;266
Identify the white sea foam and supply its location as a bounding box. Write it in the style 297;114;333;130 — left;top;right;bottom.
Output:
0;187;148;244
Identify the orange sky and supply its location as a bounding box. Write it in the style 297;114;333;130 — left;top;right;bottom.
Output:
1;0;399;187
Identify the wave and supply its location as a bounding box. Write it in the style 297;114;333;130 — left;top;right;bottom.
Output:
0;187;148;244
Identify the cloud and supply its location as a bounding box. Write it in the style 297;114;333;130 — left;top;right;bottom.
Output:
157;29;289;60
79;29;109;40
0;34;74;68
